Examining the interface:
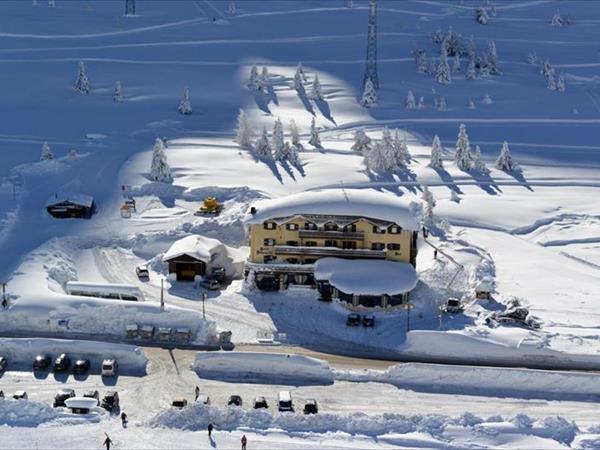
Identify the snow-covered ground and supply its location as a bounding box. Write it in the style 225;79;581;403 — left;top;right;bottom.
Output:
1;0;600;447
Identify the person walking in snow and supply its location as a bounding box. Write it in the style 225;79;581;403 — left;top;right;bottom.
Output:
195;386;200;401
241;434;247;450
121;411;128;427
207;423;214;437
434;249;438;259
103;434;113;450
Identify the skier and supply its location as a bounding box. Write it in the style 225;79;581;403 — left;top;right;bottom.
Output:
207;423;214;437
194;386;200;401
434;249;438;259
103;434;113;450
241;434;247;450
121;411;128;427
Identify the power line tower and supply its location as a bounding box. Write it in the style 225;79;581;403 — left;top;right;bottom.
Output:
125;0;135;16
363;0;379;89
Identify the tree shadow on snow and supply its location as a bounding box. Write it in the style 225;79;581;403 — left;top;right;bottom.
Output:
507;168;533;192
469;169;502;195
433;167;464;195
296;87;315;116
266;83;279;107
314;99;336;125
364;170;403;196
252;90;271;115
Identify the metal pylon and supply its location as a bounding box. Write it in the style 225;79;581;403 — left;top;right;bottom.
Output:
363;0;379;89
125;0;135;16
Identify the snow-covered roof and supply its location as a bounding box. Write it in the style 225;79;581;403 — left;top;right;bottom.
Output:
244;189;419;230
314;257;418;296
162;235;225;263
45;192;94;208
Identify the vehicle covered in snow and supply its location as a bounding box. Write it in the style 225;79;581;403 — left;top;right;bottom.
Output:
73;359;90;374
101;391;120;413
33;354;51;370
362;314;376;327
65;397;97;414
200;278;221;291
54;388;76;407
196;394;210;405
346;313;361;327
101;359;118;377
227;395;242;407
278;391;294;412
83;390;99;402
66;281;144;302
485;306;541;329
443;298;464;314
136;264;149;279
253;396;268;409
303;399;318;414
53;353;70;372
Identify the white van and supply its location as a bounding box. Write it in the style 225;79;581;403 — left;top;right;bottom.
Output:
278;390;294;412
101;359;118;377
66;282;144;302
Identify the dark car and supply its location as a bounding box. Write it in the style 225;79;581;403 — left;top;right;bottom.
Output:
0;356;7;372
303;399;318;414
172;398;188;408
228;395;242;407
33;354;52;371
53;353;70;372
83;390;99;401
362;314;375;328
73;359;90;374
346;313;361;326
53;388;75;407
253;396;268;409
101;391;120;413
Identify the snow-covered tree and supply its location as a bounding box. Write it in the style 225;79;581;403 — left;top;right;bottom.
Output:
296;62;308;82
260;66;270;88
429;135;444;168
68;149;78;160
471;145;488;172
417;96;425;110
351;129;371;154
443;26;463;57
406;90;416;110
438;96;447;112
113;81;123;102
431;27;444;45
435;42;452;85
40;141;54;161
452;54;461;73
421;185;436;227
73;61;90;94
310;73;324;100
289;119;301;146
495;141;519;171
228;1;236;14
468;98;476;109
308;117;321;147
551;9;567;27
475;6;489;25
421;185;436;208
293;70;305;93
235;109;252;147
557;73;566;93
392;130;411;166
360;78;377;108
271;118;285;159
467;36;479;65
547;73;557;90
466;57;476;79
455;123;472;171
365;140;388;173
287;141;300;166
540;59;554;78
150;138;173;183
527;51;538;66
255;127;272;158
247;65;261;91
485;40;500;75
178;87;192;115
413;48;429;74
479;63;490;78
482;93;492;104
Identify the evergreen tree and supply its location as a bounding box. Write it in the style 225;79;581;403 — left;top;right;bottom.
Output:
452;54;461;73
296;62;307;82
547;73;557;90
310;73;324;100
551;9;567;27
74;61;90;94
293;70;305;93
471;145;488;172
475;6;489;24
485;40;500;75
150;138;173;183
113;81;123;102
247;65;261;90
393;130;411;166
406;90;416;110
308;117;321;147
255;127;272;158
438;96;447;112
421;185;436;227
235;109;252;147
366;140;388;173
527;51;538;66
68;149;78;161
435;42;452;85
287;141;300;166
417;96;425;110
455;123;472;171
429;135;444;168
482;93;492;104
40;141;54;161
289;119;301;146
479;63;490;78
413;48;429;74
468;98;476;109
260;66;270;88
228;1;236;14
421;185;436;208
431;28;444;44
467;36;479;66
271;118;285;159
540;59;554;78
443;26;463;57
557;73;566;93
360;78;377;108
495;141;519;171
351;129;371;154
466;57;476;79
178;87;192;115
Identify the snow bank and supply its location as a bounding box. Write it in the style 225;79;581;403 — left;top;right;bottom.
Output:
193;351;334;385
335;362;600;401
0;400;61;427
244;188;420;230
0;338;148;374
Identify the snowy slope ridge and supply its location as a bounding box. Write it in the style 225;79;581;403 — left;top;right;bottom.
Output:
336;362;600;401
193;351;334;385
148;403;578;447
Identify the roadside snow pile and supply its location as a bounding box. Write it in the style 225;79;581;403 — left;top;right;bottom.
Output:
148;403;579;446
0;338;148;374
335;362;600;400
0;400;60;427
193;351;334;385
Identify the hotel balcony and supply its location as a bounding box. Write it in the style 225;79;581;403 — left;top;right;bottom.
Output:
273;245;386;259
298;229;365;240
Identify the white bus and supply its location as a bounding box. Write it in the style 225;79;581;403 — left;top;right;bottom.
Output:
66;281;144;302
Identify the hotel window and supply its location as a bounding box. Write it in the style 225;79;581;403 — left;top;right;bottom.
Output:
342;241;357;250
305;241;318;247
264;255;276;263
264;221;276;230
324;240;338;247
343;224;357;232
388;225;402;234
263;238;276;246
286;258;299;264
286;223;299;231
371;242;385;251
304;222;317;230
324;223;339;231
387;243;400;250
372;225;386;234
285;240;299;246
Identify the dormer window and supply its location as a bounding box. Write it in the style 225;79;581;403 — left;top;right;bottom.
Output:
264;221;276;230
324;222;338;231
343;224;357;232
304;222;317;230
286;223;299;231
388;225;402;234
372;225;386;234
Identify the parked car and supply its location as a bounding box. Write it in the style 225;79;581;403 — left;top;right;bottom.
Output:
101;359;118;377
53;353;70;372
253;396;268;409
73;359;90;374
200;278;220;291
0;356;7;372
33;354;52;370
83;390;100;402
362;314;376;327
228;395;242;407
444;298;463;314
172;398;188;408
303;399;318;414
136;264;149;279
13;391;28;400
278;391;294;412
211;267;227;283
196;394;210;405
346;313;361;327
53;388;76;407
101;391;119;413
